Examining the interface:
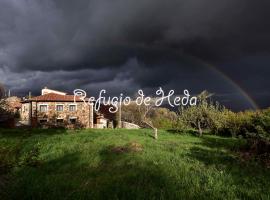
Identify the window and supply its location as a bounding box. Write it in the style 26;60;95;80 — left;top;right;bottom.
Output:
56;118;64;123
69;118;77;124
69;105;76;111
39;119;47;123
39;105;48;112
56;105;64;112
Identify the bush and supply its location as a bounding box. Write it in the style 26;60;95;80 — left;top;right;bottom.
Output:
149;108;177;129
218;108;270;155
246;109;270;154
173;117;187;133
252;108;270;137
219;111;253;137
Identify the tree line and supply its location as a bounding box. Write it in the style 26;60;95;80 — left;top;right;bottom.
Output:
121;91;270;154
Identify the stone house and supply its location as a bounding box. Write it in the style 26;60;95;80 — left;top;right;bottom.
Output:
20;87;116;128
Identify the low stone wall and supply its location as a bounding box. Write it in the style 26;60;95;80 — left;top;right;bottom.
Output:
121;121;140;129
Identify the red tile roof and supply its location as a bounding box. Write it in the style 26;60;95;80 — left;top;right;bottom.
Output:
27;93;87;102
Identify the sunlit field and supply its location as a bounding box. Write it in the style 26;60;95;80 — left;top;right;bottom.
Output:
1;128;269;200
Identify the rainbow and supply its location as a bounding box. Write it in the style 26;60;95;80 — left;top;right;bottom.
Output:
186;55;259;110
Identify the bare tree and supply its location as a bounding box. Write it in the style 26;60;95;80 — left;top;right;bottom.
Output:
121;100;158;139
138;100;158;139
0;83;5;99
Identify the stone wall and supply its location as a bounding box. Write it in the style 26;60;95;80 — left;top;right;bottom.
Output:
121;121;140;129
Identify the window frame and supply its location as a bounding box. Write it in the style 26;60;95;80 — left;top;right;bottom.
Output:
69;104;77;112
56;104;64;112
39;104;48;112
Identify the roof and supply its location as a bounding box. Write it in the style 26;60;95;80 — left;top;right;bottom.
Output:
24;93;87;102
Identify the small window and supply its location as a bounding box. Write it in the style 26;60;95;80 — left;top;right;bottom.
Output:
40;105;48;112
39;119;47;123
69;105;76;111
56;119;64;123
69;118;77;124
56;105;64;112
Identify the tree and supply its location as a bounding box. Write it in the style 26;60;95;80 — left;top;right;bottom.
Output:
0;83;5;99
0;99;15;127
121;100;158;139
178;91;213;136
139;100;158;139
0;83;8;119
121;102;143;126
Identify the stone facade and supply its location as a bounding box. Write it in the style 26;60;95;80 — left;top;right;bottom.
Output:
20;102;31;125
21;101;93;128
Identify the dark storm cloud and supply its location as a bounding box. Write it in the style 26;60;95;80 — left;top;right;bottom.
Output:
0;0;270;110
1;0;270;72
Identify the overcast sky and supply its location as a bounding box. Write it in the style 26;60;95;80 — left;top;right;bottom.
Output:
0;0;270;110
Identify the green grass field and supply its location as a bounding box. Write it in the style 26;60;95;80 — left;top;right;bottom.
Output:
0;128;270;200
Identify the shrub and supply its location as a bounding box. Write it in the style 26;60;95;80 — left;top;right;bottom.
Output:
149;107;177;129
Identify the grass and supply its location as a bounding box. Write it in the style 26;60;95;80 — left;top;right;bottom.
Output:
0;128;270;200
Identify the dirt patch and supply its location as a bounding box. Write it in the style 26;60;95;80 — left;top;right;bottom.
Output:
110;142;143;154
111;146;130;153
129;142;143;152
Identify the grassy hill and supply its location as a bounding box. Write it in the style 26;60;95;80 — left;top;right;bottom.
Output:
1;128;270;199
